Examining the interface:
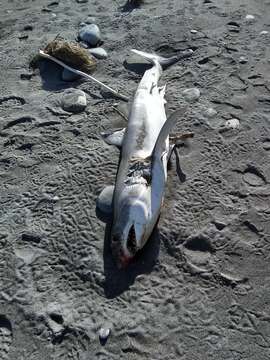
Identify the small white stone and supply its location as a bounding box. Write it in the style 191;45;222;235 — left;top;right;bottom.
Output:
88;47;108;59
204;107;217;118
245;14;255;22
260;30;269;35
183;88;200;102
99;327;110;341
225;118;240;129
239;56;248;64
190;29;198;34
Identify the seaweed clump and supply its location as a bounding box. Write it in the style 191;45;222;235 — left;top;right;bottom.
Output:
43;39;97;74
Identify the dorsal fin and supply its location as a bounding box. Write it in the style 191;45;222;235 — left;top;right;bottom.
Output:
152;107;187;159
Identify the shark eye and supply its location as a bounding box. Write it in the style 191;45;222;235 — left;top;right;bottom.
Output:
127;225;137;254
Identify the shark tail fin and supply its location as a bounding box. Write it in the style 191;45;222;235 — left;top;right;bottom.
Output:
131;48;193;68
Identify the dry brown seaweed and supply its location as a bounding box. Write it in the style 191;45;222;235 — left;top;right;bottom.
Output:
44;39;96;74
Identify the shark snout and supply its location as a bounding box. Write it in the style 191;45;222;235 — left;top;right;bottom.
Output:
111;223;139;268
111;192;151;268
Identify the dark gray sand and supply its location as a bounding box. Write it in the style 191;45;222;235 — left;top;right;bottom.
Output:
1;0;270;359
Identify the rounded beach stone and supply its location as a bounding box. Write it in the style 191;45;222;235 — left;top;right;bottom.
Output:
239;56;248;64
225;118;240;129
88;47;108;59
245;14;255;23
61;89;87;113
96;185;114;215
79;24;101;47
99;327;110;340
183;88;200;102
204;107;217;118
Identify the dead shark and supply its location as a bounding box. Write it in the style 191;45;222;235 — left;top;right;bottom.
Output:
97;49;192;268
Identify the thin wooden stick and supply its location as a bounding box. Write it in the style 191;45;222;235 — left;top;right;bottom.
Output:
39;50;129;102
112;106;128;122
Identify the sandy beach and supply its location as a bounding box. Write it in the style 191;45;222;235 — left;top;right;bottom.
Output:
0;0;270;358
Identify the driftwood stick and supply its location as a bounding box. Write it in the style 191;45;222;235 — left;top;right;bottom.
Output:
39;50;129;102
112;106;128;122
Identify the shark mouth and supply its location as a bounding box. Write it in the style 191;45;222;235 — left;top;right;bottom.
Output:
127;225;137;254
111;226;137;268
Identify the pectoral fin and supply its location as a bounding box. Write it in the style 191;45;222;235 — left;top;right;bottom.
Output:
152;107;187;159
96;185;114;221
159;85;167;104
101;128;126;148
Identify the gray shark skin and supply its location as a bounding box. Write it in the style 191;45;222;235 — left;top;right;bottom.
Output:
98;49;189;268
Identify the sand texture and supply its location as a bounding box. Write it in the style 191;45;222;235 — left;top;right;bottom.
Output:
0;0;270;359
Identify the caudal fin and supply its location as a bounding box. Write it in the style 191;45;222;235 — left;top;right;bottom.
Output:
131;48;193;68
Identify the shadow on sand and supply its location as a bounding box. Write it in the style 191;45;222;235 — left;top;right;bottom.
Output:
120;1;143;14
102;221;160;299
37;59;78;91
123;60;151;76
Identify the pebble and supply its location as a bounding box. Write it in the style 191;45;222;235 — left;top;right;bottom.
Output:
190;29;198;34
225;118;240;129
204;107;217;118
99;327;111;345
245;14;255;23
96;186;114;215
85;16;96;24
76;0;88;3
79;24;101;47
183;88;200;102
88;47;108;59
239;56;248;64
99;327;110;340
61;89;87;113
62;68;80;82
260;30;269;35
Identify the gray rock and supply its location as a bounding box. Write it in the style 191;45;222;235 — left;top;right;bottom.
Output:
204;107;217;118
183;88;200;102
85;17;96;24
245;14;255;23
61;89;87;113
99;327;110;340
79;24;101;47
88;47;108;59
62;69;80;82
96;185;114;215
239;56;248;64
225;118;240;129
99;327;111;344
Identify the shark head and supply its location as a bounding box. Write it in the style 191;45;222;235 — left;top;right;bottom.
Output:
111;184;154;268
